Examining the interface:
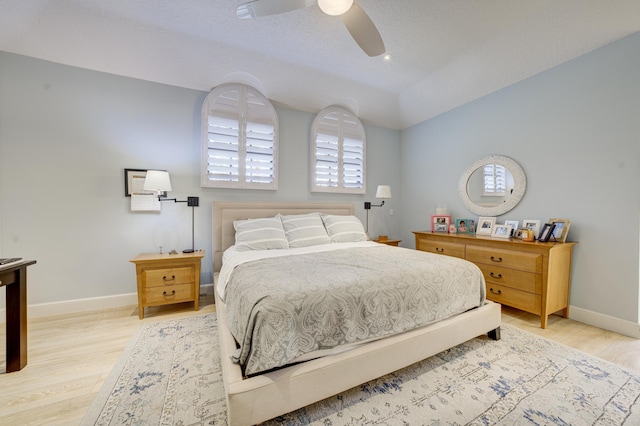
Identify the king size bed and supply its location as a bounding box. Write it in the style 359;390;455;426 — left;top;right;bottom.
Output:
213;201;501;425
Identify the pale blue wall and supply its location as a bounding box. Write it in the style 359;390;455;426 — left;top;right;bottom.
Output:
400;33;640;323
0;52;401;307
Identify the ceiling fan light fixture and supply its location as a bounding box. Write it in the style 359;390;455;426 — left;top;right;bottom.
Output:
318;0;354;16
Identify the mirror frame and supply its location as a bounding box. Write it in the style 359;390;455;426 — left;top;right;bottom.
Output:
458;155;526;216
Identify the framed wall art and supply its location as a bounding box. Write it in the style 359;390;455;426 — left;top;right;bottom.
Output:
431;215;451;233
124;168;168;198
476;217;496;235
549;218;571;243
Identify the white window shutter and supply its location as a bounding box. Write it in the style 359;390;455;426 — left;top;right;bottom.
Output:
483;164;507;196
201;84;278;190
311;106;366;194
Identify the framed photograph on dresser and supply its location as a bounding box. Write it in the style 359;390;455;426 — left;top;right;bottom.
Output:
549;218;571;243
522;220;541;239
455;219;475;234
504;220;519;236
514;227;527;239
491;224;512;239
476;217;496;235
538;223;556;242
431;215;451;233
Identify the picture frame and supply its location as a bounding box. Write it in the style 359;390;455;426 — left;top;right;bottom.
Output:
538;223;556;242
455;218;475;234
549;218;571;243
522;219;542;239
431;215;451;233
476;217;496;235
491;224;512;239
504;220;519;237
514;227;527;239
124;168;167;198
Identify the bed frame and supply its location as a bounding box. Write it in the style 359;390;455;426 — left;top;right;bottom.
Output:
212;201;501;425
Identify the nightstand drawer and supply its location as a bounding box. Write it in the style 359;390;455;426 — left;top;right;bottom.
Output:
145;283;194;305
144;267;194;288
476;264;541;294
416;239;465;259
466;246;541;273
486;283;541;314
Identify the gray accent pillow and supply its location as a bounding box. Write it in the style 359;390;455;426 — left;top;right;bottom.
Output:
233;217;289;251
322;214;368;243
279;212;331;248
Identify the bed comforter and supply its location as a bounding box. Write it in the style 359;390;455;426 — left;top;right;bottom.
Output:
220;242;486;376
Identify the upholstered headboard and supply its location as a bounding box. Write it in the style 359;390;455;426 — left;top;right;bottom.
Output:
212;202;355;272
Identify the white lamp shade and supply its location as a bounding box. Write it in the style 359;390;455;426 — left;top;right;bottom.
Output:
375;185;391;199
143;170;172;192
317;0;354;16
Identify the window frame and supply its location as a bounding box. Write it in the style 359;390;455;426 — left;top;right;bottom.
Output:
310;105;366;194
201;83;279;190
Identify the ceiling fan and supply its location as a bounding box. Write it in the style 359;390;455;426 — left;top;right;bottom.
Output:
236;0;386;57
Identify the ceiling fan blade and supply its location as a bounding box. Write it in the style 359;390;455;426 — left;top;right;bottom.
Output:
237;0;316;19
340;2;385;57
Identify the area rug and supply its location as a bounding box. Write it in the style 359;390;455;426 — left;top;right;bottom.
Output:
82;314;640;425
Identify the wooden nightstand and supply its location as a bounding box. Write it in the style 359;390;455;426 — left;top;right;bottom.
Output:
372;238;401;246
130;251;205;319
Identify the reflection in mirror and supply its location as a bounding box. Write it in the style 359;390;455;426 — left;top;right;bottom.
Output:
458;155;526;216
466;165;515;208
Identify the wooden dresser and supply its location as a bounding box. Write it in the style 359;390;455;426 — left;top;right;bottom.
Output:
413;231;577;328
130;251;204;319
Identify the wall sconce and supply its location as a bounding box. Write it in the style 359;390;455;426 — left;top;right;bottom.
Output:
143;170;199;253
364;185;391;234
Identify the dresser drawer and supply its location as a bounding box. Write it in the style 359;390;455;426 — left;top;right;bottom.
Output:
144;267;194;288
486;283;541;314
477;264;542;294
466;246;541;273
145;283;194;305
416;239;465;259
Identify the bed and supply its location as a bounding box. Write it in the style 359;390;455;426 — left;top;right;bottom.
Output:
213;202;501;425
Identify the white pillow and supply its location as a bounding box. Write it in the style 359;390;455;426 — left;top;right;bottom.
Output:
233;217;289;252
279;212;331;248
322;214;368;243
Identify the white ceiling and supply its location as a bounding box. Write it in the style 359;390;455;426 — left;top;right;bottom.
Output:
2;0;639;130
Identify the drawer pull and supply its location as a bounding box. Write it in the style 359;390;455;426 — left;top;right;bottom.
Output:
489;288;502;295
163;290;176;297
490;256;503;262
436;247;444;253
490;272;503;279
163;275;176;282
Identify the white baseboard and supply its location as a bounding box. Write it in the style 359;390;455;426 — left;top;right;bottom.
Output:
0;283;214;322
569;305;640;339
1;289;636;340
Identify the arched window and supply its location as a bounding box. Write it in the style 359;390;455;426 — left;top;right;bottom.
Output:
201;83;278;190
310;106;366;194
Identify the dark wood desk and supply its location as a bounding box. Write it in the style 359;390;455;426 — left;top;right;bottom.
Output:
0;260;36;372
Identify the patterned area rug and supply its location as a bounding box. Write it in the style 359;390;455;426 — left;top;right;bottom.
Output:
82;314;640;425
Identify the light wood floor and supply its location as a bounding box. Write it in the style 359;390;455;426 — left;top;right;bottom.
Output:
1;300;639;426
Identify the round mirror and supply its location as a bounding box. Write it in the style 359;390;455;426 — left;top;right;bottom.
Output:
458;155;526;216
